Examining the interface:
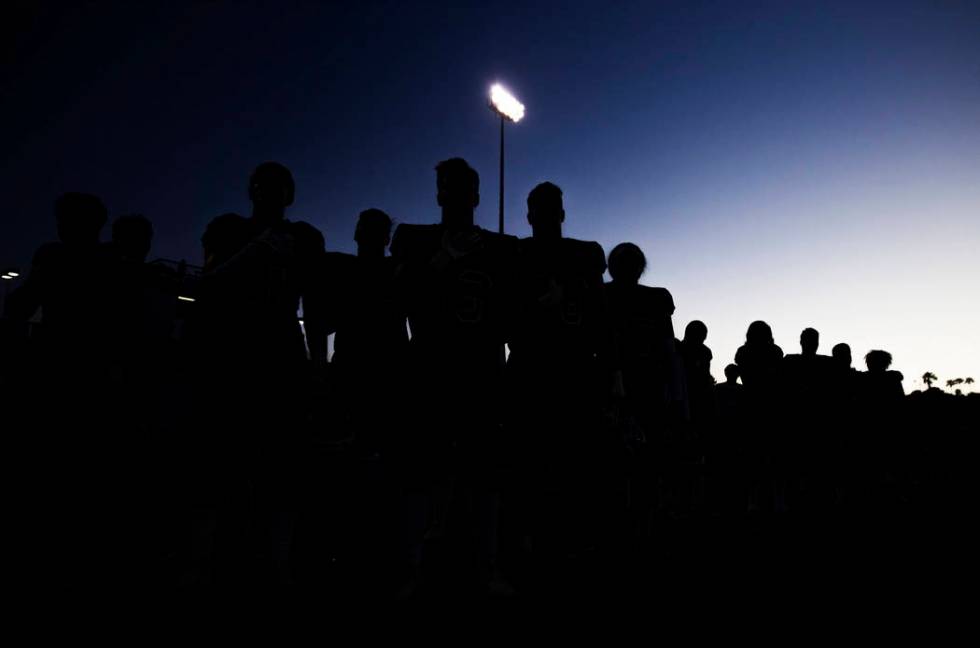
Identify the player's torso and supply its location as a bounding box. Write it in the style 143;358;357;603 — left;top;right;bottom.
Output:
606;283;674;364
509;238;605;362
333;255;407;358
393;224;517;354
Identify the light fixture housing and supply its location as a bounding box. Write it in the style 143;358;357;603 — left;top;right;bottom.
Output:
490;83;525;123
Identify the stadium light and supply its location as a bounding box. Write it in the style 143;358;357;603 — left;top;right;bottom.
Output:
1;275;12;281
177;296;195;302
490;84;525;123
488;83;525;234
7;271;19;278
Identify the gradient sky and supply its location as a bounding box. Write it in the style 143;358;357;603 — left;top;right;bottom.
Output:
3;0;978;390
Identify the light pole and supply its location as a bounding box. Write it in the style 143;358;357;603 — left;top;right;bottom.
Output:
489;83;525;234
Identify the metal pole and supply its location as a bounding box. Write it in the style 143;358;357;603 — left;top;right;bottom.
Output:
499;114;505;234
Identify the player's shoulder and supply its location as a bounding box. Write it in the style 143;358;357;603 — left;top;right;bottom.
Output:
323;251;356;271
638;285;674;311
565;238;607;275
32;241;66;266
285;219;325;248
478;227;519;248
390;223;441;256
394;223;441;238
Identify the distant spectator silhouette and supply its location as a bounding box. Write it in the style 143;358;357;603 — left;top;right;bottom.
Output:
715;364;743;415
858;350;907;510
710;364;746;514
863;350;905;402
832;342;853;372
782;327;836;511
735;321;784;393
677;319;713;422
734;321;784;512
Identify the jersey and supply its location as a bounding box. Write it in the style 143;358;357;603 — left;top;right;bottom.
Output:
605;283;675;373
508;237;607;369
329;253;408;367
390;223;518;374
194;218;320;369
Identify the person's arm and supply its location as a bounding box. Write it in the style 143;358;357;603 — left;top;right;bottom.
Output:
302;295;330;372
5;245;56;321
205;225;294;283
597;286;625;400
5;275;41;321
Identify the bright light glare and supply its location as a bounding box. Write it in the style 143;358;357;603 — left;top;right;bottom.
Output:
1;275;11;280
490;83;525;122
178;296;195;302
7;272;19;277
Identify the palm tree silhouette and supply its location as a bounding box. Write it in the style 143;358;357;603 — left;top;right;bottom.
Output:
922;372;937;389
947;378;965;393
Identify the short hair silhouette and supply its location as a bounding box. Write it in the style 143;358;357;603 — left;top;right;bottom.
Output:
724;363;740;382
684;320;708;344
112;214;153;262
832;342;852;366
435;157;479;209
355;208;393;245
527;181;563;211
865;350;893;372
55;192;107;244
608;242;646;284
249;161;295;208
800;327;819;354
745;320;774;345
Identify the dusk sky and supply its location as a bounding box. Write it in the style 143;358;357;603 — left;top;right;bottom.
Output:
3;0;978;389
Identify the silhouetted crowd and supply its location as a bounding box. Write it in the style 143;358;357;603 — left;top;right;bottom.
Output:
1;159;974;597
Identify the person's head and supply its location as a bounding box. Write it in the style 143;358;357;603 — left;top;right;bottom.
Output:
800;327;819;355
684;320;708;345
355;208;393;254
435;157;479;220
55;192;107;245
111;214;153;263
526;181;564;239
746;320;774;346
248;162;294;222
724;363;740;384
608;242;646;285
865;350;892;373
832;343;852;368
202;212;249;270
